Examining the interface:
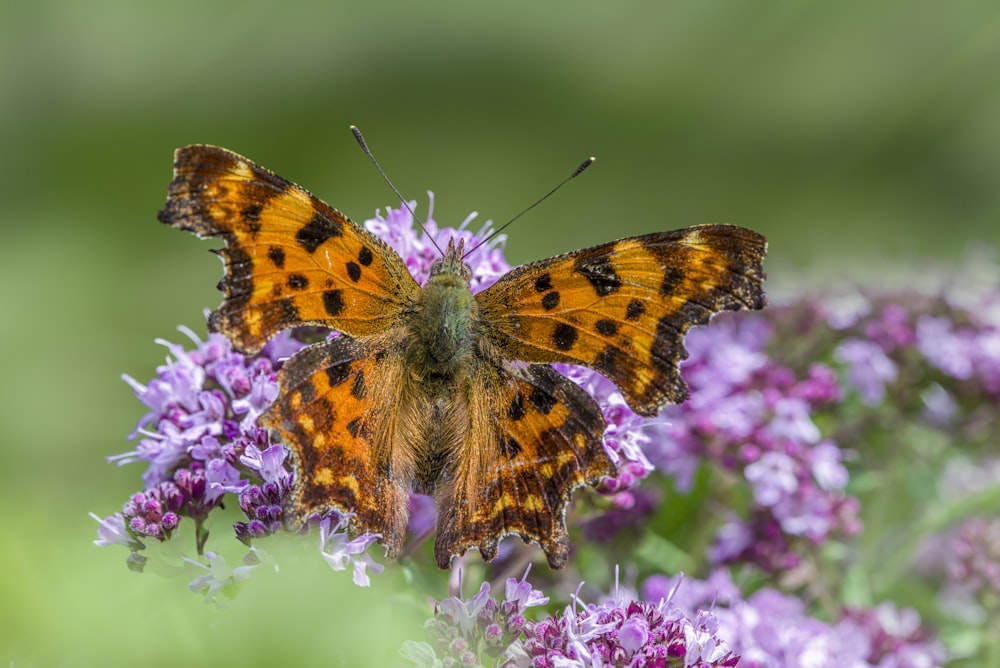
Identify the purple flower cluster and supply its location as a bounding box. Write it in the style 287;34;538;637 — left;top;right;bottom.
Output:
820;274;1000;419
402;572;739;668
644;314;859;572
94;323;379;591
946;519;1000;596
631;265;1000;578
523;590;739;668
121;480;183;542
401;569;550;667
235;441;293;544
403;567;946;668
918;456;1000;624
642;571;945;668
363;194;509;290
104;327;303;554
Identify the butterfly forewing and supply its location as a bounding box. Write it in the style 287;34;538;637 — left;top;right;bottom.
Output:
477;225;767;416
158;145;420;353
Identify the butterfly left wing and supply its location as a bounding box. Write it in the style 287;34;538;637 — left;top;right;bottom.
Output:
434;363;614;569
477;225;766;416
158;145;420;353
261;334;416;558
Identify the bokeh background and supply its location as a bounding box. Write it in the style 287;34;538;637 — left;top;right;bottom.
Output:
3;1;1000;664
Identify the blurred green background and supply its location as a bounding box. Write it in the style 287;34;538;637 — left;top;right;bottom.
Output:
3;1;1000;664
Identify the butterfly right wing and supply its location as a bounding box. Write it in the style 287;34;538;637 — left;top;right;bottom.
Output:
434;362;613;569
476;225;767;416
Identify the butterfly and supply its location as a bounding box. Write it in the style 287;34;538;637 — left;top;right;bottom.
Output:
158;144;767;569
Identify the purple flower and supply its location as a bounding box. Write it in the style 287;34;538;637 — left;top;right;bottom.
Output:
580;485;661;543
862;302;916;350
90;512;142;550
318;514;385;587
505;566;550;611
835;338;898;405
364;195;509;290
240;442;290;485
915;315;976;380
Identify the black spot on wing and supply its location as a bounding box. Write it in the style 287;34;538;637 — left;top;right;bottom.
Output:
534;273;552;292
287;274;309;290
499;435;522;458
358;246;374;266
625;299;645;321
346;261;362;282
267;246;286;268
595;319;618;336
542;291;560;311
327;361;352;387
660;266;685;296
552;323;578;351
574;248;621;297
528;385;557;415
323;290;344;317
508;392;526;420
241;203;263;224
296;212;343;253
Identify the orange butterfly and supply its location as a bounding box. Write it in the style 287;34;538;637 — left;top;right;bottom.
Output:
158;144;767;569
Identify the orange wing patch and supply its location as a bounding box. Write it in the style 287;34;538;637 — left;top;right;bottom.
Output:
158;145;420;354
477;225;767;416
434;364;613;569
261;335;413;558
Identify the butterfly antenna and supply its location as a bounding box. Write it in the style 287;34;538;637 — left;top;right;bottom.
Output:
350;125;444;256
463;156;596;260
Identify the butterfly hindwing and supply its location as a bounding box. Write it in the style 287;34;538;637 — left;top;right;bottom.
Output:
260;334;413;557
477;225;767;416
434;363;613;569
158;145;420;353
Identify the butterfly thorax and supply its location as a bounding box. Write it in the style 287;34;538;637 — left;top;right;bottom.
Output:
406;239;479;383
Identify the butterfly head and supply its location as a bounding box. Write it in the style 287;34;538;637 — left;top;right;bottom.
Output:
429;237;473;283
